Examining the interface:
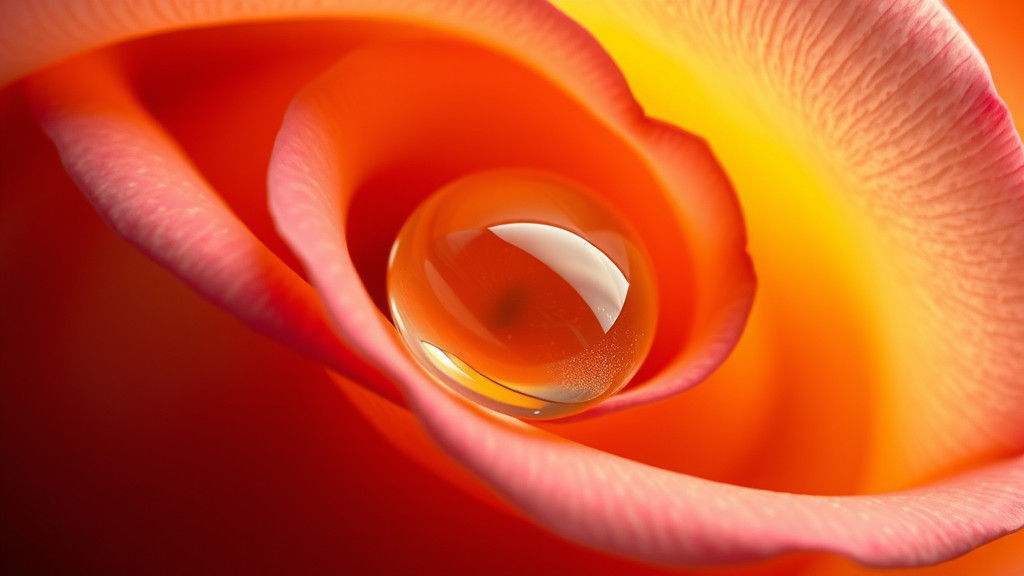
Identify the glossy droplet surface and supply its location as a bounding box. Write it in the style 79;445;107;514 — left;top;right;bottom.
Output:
387;170;657;419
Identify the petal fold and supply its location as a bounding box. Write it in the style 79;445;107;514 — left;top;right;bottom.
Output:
408;371;1024;568
24;56;394;398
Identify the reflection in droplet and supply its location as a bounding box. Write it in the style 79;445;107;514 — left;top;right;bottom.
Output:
487;222;629;333
387;170;657;419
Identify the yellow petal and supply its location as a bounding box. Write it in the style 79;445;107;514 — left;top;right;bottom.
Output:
553;0;1024;490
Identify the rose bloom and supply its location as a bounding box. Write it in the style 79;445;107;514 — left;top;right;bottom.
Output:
1;0;1022;574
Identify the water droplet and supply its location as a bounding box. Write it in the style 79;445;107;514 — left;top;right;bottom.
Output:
387;170;657;419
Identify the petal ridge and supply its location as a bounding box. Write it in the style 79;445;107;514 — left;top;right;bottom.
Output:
25;55;395;399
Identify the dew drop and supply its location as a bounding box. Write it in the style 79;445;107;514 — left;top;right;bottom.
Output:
387;170;657;419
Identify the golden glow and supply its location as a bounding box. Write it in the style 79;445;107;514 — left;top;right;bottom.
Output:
551;2;896;493
553;0;1024;494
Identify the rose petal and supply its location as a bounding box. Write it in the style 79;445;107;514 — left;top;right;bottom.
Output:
24;55;399;401
555;0;1024;484
946;0;1024;122
805;531;1024;575
264;2;1024;569
410;365;1024;567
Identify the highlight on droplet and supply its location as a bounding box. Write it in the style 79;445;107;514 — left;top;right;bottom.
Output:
387;169;657;419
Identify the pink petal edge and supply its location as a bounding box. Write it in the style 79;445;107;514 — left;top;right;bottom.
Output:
24;56;398;401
